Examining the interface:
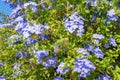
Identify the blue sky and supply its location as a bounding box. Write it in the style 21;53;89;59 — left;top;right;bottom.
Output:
0;1;12;21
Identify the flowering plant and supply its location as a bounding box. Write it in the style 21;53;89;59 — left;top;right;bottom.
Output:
0;0;120;80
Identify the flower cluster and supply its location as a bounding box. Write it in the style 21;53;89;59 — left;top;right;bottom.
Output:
35;50;49;64
107;9;118;21
93;34;105;40
86;44;93;51
9;5;23;19
0;23;11;28
1;0;119;79
53;76;64;80
0;63;4;66
56;62;69;74
23;1;38;12
53;45;61;53
15;20;50;39
16;51;27;58
92;47;104;59
73;57;96;78
86;0;98;6
78;44;104;59
92;33;105;44
8;34;21;46
25;38;38;45
96;74;112;80
109;38;117;47
42;57;57;69
64;12;84;37
12;63;22;78
77;48;90;56
0;75;6;80
104;37;117;48
12;71;22;78
13;63;21;70
5;1;50;40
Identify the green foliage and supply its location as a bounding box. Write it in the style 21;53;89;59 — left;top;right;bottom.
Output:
0;0;120;80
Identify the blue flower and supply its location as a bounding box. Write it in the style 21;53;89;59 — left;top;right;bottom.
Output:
23;1;38;12
56;62;69;74
15;20;28;31
12;71;22;78
77;48;90;56
25;38;37;44
48;6;53;10
42;57;57;69
107;9;115;17
14;63;21;70
92;34;104;44
0;23;11;28
76;28;85;37
91;0;98;6
54;45;60;53
92;47;104;59
86;0;90;4
0;63;4;66
16;52;27;58
109;38;117;47
9;2;16;8
53;76;64;80
94;39;99;44
40;33;49;40
8;34;21;45
64;12;84;37
11;15;24;24
86;0;98;6
35;50;49;63
96;74;112;80
42;3;47;8
21;31;31;39
92;14;97;21
93;34;105;40
15;20;50;39
86;44;93;51
9;5;22;19
73;57;96;78
0;75;6;80
104;43;110;48
107;9;118;21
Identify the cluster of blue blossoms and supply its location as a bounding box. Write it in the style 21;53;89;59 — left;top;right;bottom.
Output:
35;50;49;64
86;0;98;6
0;0;119;80
78;45;104;59
74;57;96;78
34;50;57;69
92;33;105;44
4;1;50;40
42;57;57;69
96;74;112;80
56;62;69;74
107;9;118;21
23;1;38;12
53;76;64;80
78;33;117;59
64;12;84;37
12;63;22;78
8;34;21;46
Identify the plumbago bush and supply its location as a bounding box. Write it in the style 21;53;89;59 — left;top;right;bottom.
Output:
0;0;120;80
